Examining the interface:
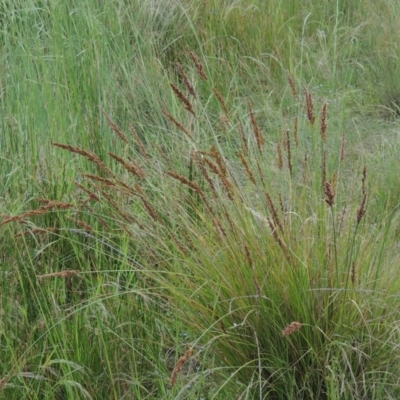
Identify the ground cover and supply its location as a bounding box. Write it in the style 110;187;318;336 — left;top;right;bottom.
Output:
1;1;400;398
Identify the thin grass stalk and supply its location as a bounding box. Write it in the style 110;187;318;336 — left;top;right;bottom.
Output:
344;168;368;294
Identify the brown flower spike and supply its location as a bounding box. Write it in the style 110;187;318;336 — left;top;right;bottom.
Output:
282;321;302;337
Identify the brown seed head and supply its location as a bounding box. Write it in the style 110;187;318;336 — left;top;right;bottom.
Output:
320;102;328;142
287;72;297;98
305;90;315;125
170;83;195;115
186;46;208;81
248;103;265;152
282;321;302;337
213;88;229;117
324;181;335;207
176;61;197;98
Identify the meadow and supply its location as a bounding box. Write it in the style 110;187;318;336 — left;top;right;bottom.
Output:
1;0;400;398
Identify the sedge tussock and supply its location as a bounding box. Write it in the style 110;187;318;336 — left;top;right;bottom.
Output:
108;152;146;179
129;125;148;159
186;46;208;81
282;321;302;337
305;89;315;125
248;103;265;152
213;88;229;117
162;110;193;139
37;270;80;280
102;110;128;143
320;102;328;142
170;83;195;115
238;152;256;184
170;348;195;387
176;61;197;98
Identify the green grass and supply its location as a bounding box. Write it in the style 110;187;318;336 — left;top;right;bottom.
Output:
1;0;400;398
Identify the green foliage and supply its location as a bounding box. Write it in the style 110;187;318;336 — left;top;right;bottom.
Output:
1;0;400;399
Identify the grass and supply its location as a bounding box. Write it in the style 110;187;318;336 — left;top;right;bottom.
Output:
1;0;400;398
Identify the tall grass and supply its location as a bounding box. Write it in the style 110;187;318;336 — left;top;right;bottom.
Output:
10;54;398;398
2;0;400;399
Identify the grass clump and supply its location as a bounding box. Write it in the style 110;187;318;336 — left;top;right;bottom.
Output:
2;1;400;398
17;55;399;399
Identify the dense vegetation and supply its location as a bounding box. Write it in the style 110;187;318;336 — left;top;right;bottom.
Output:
1;0;400;398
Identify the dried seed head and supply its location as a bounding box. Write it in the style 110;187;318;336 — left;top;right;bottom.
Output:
320;102;328;142
361;166;367;196
129;125;148;159
102;110;128;143
238;152;256;184
286;130;293;178
170;349;195;387
277;142;283;170
176;61;197;98
186;46;208;80
293;116;299;147
357;194;367;224
213;88;229;117
305;89;315;125
170;83;195;115
351;262;356;285
357;167;367;223
37;270;80;280
248;103;265;152
282;321;302;337
162;110;193;139
287;72;297;98
108;152;146;179
324;181;335;207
